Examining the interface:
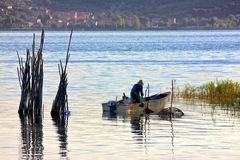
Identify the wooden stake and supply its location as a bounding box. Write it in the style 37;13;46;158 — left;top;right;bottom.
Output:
51;29;73;117
17;30;45;116
170;80;174;118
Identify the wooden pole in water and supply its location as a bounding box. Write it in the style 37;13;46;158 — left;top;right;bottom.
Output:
144;83;154;113
170;80;174;118
51;29;73;117
148;83;150;98
17;29;45;116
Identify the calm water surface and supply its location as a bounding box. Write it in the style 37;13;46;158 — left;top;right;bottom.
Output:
0;30;240;159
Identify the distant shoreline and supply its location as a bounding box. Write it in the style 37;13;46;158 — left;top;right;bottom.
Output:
1;27;240;32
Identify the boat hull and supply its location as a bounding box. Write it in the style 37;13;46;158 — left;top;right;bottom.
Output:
102;92;171;114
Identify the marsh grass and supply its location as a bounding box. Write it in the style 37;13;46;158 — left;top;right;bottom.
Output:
177;79;240;108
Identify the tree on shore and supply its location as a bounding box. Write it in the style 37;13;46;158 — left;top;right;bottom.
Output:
134;15;141;29
115;15;125;28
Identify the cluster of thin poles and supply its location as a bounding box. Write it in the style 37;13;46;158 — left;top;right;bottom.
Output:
17;29;73;117
51;30;73;116
17;30;44;116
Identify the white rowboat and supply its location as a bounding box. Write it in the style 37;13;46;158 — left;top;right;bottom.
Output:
102;92;171;114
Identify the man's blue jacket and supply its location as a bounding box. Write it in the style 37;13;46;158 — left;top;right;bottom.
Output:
131;83;143;96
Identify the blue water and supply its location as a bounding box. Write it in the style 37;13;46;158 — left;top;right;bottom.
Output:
0;30;240;160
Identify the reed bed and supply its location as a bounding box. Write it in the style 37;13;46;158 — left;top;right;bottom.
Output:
177;79;240;108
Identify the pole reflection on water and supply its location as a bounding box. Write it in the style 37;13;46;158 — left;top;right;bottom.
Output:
102;110;177;157
130;114;150;155
170;117;175;159
130;115;144;135
52;115;69;159
19;114;44;159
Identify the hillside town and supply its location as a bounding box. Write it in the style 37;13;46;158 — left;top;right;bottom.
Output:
0;1;240;29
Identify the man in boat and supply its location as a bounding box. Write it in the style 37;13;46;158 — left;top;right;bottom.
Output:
130;80;144;103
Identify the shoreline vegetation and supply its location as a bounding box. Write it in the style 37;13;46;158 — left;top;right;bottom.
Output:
1;28;240;32
1;19;240;31
177;79;240;108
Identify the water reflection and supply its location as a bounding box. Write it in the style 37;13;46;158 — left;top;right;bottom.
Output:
170;118;175;159
103;111;152;143
102;111;148;134
102;111;117;120
130;115;144;135
52;115;69;159
181;99;240;120
213;104;240;117
19;114;44;159
157;114;175;159
103;111;176;158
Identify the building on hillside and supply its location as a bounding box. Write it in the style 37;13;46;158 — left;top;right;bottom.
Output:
173;17;177;24
7;5;13;10
98;17;112;27
53;11;91;22
152;18;162;28
125;17;135;27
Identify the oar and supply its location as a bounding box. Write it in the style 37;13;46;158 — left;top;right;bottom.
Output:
144;83;154;113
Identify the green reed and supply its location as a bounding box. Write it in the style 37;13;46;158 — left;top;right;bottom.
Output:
177;79;240;108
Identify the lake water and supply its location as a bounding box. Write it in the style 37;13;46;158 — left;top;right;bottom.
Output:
0;30;240;159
